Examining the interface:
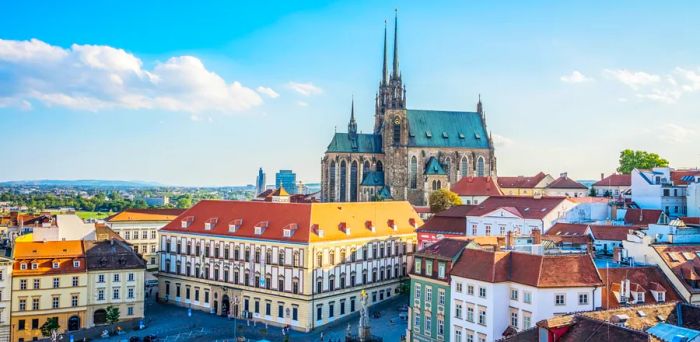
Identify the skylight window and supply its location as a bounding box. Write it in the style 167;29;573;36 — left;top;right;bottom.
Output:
458;133;465;139
442;132;448;138
426;131;432;138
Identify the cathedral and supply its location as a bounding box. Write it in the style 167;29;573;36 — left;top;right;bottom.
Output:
321;13;497;206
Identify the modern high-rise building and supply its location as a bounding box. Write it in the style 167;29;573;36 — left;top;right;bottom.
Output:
255;168;266;195
275;170;297;194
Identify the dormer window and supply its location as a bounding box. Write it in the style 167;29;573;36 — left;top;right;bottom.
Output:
73;260;80;268
20;262;27;270
365;221;375;233
31;262;39;270
656;291;665;302
181;216;194;228
312;224;324;238
388;219;397;231
229;219;243;233
339;222;350;236
204;217;218;230
52;262;59;269
254;221;269;235
283;223;298;238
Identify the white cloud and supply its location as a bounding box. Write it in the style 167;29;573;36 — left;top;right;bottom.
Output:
491;134;513;147
0;38;263;113
560;70;593;83
287;82;322;96
256;86;279;98
604;69;660;90
296;101;309;107
657;123;694;143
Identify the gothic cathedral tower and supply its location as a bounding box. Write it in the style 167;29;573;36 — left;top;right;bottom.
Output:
379;11;409;201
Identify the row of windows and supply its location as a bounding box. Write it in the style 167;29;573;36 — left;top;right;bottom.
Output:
315;264;406;293
413;258;447;279
19;260;80;270
19;276;80;290
96;273;136;283
121;229;157;240
453;282;487;299
164;260;302;294
316;288;394;321
166;240;303;267
315;241;409;267
453;328;488;342
17;294;81;311
328;160;382;202
132;244;157;255
96;287;136;301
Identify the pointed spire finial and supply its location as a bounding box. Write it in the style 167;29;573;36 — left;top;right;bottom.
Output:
382;20;388;85
477;94;483;114
392;9;399;79
348;95;357;136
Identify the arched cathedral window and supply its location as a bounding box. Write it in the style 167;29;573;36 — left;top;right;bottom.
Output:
392;117;401;146
340;160;347;201
350;161;358;201
460;157;468;179
410;156;417;189
477;156;485;177
329;161;336;202
376;161;383;172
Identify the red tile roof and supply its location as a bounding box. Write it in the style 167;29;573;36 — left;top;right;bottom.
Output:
593;174;631;187
450;176;503;196
652;244;700;294
160;200;421;243
681;217;700;225
417;216;466;235
624;209;663;225
600;266;682;309
547;176;588;189
415;238;469;259
546;223;589;236
451;249;603;287
671;169;700;185
497;172;548;188
588;224;642;241
465;196;569;220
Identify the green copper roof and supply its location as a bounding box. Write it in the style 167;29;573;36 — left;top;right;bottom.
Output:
361;171;385;186
406;109;490;148
424;156;447;175
326;133;382;153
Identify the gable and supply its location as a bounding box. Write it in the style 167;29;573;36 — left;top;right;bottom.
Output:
481;207;523;219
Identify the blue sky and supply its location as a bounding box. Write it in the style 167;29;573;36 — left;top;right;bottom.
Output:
2;1;700;186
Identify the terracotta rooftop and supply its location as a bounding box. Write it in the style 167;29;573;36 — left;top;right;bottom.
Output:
497;172;549;189
579;302;677;331
559;316;650;342
415;238;469;260
593;173;632;187
416;216;466;235
451;248;603;287
547;175;588;189
161;200;422;243
624;208;663;225
671;169;700;185
652;244;700;294
464;196;569;220
546;223;589;236
84;239;146;271
600;266;682;309
450;176;503;197
107;208;185;222
589;224;642;241
13;240;86;275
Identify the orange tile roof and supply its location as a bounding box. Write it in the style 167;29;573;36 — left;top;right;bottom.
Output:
452;249;603;287
653;244;700;294
107;208;185;222
547;176;587;189
625;209;663;225
160;200;422;243
600;266;682;309
497;172;548;188
450;176;503;196
13;241;86;275
593;173;631;187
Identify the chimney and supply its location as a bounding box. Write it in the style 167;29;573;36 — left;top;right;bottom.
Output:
613;247;622;263
601;173;605;181
532;228;541;245
505;231;513;250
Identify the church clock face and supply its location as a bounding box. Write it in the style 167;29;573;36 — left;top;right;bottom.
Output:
393;116;400;125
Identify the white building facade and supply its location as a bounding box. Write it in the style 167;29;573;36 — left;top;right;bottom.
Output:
631;168;688;217
0;257;11;341
464;197;576;237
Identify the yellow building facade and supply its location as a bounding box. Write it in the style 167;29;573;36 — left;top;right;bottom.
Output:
11;241;87;342
157;200;421;332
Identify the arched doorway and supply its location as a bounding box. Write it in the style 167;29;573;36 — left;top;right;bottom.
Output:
93;309;107;325
221;294;230;317
68;315;80;331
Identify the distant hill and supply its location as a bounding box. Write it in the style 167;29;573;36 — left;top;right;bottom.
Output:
0;179;166;188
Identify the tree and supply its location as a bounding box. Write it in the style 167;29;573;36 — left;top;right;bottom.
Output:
175;195;193;209
429;188;462;213
106;305;121;324
617;149;669;174
40;317;60;337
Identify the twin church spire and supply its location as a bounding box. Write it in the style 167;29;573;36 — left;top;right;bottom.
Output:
374;10;405;133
